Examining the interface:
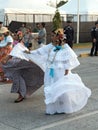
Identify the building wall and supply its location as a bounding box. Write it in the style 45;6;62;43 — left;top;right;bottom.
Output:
71;21;92;43
46;21;94;43
9;21;95;43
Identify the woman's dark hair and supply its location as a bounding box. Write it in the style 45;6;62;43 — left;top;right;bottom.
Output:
41;22;45;27
52;29;57;34
95;21;98;25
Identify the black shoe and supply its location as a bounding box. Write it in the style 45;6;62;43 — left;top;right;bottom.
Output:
89;54;93;56
45;112;65;115
14;97;24;103
89;53;94;56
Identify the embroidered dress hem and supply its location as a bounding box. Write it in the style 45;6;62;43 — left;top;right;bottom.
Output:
44;73;91;114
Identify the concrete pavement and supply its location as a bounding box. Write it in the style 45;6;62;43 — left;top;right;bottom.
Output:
0;48;98;130
74;47;90;57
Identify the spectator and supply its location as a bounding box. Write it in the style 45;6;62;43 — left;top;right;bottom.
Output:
19;23;27;36
36;22;47;47
33;23;39;33
63;20;74;48
23;27;34;50
12;33;19;46
90;21;98;56
0;21;3;30
0;27;13;82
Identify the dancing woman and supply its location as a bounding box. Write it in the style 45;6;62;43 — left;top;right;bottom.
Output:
24;30;91;114
1;33;44;103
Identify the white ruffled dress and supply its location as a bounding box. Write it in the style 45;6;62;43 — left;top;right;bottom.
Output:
25;43;91;114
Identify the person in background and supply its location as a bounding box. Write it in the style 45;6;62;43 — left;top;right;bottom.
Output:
19;23;27;36
23;27;34;50
33;23;39;33
90;21;98;56
0;27;13;82
24;30;91;115
63;20;74;48
0;21;3;30
36;22;47;47
12;33;19;47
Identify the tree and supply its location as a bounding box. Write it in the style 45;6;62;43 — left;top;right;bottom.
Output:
52;9;61;30
52;0;68;30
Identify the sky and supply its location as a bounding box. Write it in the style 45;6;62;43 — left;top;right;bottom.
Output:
0;0;65;10
0;0;50;9
0;0;98;14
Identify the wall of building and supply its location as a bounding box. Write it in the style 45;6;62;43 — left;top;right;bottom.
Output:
9;21;96;43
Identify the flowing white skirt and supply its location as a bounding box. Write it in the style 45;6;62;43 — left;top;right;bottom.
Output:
44;73;91;114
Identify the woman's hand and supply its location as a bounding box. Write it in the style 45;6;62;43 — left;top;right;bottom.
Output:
23;50;31;54
93;38;96;43
1;58;7;64
1;55;12;64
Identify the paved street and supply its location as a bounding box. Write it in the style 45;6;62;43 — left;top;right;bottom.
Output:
0;48;98;130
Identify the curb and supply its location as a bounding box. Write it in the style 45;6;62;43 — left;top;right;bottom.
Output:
79;53;90;57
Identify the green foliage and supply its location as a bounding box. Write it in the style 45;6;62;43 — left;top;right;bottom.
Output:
52;9;61;30
52;0;68;30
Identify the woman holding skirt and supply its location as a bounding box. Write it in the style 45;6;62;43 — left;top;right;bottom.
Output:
1;34;44;103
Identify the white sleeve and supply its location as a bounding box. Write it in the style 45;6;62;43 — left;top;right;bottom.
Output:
10;43;29;61
6;35;13;43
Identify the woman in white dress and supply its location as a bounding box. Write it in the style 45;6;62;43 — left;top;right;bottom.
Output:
24;30;91;114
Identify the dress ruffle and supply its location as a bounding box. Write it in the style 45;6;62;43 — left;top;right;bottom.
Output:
24;52;46;71
44;73;91;114
3;58;44;97
22;43;91;114
24;43;80;71
10;43;29;61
